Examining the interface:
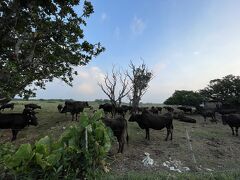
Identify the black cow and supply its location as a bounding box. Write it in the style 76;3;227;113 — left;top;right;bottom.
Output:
25;103;41;110
156;107;162;114
121;105;132;114
200;109;217;123
149;106;159;115
0;103;14;111
129;111;173;141
115;105;132;117
178;115;196;123
61;101;90;121
99;103;113;116
177;106;192;114
102;116;129;153
222;114;240;136
0;108;38;141
136;107;148;113
57;104;63;112
163;106;174;112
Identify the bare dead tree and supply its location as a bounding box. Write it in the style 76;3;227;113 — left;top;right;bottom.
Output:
127;61;153;112
98;66;131;116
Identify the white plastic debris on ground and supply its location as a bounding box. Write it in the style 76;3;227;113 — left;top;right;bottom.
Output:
162;157;190;173
142;152;154;167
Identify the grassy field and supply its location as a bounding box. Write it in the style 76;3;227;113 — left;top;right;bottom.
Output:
1;100;240;179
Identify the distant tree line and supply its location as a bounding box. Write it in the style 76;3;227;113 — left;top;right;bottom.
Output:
164;74;240;107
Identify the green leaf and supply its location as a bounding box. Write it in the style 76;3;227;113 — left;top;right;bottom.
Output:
46;153;61;166
5;143;33;169
35;136;51;155
80;112;89;128
35;153;50;170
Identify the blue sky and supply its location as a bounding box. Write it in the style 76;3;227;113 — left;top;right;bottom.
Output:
35;0;240;103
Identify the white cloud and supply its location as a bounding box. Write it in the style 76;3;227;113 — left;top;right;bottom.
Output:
77;83;95;95
131;16;146;35
101;12;107;22
78;71;90;79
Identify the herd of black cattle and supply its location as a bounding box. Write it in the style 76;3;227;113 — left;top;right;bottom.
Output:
0;101;240;153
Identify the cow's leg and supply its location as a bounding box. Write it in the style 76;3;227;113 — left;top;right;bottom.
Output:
230;126;235;135
117;141;122;153
165;128;170;141
213;114;217;124
145;129;150;140
119;136;125;153
170;126;173;140
11;129;18;141
71;112;74;121
235;127;238;136
75;113;78;121
117;136;123;153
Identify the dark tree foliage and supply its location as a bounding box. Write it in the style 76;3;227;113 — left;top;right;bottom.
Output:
0;0;104;102
164;90;203;107
128;62;153;111
199;74;240;105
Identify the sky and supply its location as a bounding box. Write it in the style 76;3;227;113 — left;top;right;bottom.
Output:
35;0;240;103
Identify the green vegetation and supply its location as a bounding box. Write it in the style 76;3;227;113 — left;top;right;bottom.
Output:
200;74;240;105
164;90;203;107
165;74;240;107
0;110;111;179
0;0;104;100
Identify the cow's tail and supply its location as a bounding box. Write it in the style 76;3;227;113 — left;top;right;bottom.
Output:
125;120;129;145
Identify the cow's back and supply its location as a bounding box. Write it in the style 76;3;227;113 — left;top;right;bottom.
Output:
142;112;173;130
0;114;26;129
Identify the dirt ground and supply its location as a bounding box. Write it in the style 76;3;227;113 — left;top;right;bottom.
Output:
1;101;240;175
107;113;240;174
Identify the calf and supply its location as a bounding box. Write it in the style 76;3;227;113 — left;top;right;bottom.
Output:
0;103;14;111
128;111;173;141
0;108;38;141
57;104;63;112
25;103;41;110
222;114;240;136
61;101;90;121
101;116;129;153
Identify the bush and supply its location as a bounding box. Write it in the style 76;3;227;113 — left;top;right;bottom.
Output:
0;110;111;179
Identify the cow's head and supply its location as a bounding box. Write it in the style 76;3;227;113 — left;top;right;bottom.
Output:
57;104;63;112
84;101;89;107
23;108;38;126
61;105;68;113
